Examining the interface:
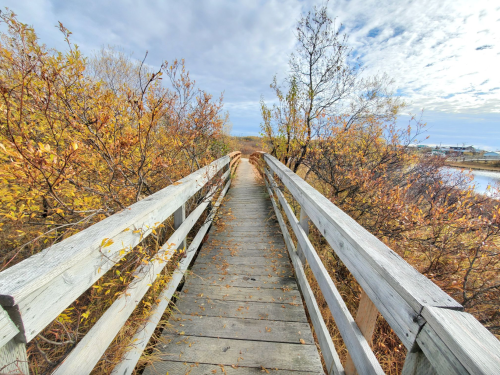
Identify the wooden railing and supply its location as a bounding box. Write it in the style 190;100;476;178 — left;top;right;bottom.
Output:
0;152;241;375
250;151;500;375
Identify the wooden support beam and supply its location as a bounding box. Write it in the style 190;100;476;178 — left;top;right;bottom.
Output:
174;203;186;251
296;208;309;264
402;349;437;375
344;290;379;375
0;338;28;375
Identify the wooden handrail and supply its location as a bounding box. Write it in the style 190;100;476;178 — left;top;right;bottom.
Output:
251;152;500;375
0;152;240;374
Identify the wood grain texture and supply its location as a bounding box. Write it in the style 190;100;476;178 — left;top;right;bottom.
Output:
401;350;437;375
173;296;308;322
0;306;18;348
168;313;314;344
143;362;323;375
296;207;309;264
183;273;298;289
195;255;291;267
418;306;500;374
0;338;28;375
344;290;379;375
265;154;462;314
154;336;323;373
174;203;186;250
179;284;302;304
198;247;288;259
190;263;294;277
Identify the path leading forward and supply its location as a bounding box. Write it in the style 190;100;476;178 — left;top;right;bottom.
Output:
144;158;324;374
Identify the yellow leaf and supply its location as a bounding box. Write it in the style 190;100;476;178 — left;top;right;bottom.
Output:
299;338;305;344
101;238;114;248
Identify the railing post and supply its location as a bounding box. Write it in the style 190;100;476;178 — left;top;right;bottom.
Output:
174;204;186;251
296;208;309;264
344;290;379;375
0;338;29;374
402;349;437;375
0;305;29;374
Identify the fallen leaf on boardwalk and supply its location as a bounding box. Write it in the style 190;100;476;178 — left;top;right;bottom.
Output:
300;338;306;344
261;366;270;373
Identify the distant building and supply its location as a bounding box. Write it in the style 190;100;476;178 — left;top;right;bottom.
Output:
431;149;446;156
484;151;500;159
449;146;475;153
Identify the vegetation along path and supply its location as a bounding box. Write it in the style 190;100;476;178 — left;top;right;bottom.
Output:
144;159;324;374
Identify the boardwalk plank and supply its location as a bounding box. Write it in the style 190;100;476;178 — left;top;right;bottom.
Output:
173;296;308;322
191;264;294;277
179;285;302;304
198;247;288;258
144;362;323;375
195;255;291;267
184;273;297;289
168;314;314;344
144;159;323;374
153;336;323;373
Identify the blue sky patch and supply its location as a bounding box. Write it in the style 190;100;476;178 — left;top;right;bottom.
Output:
367;27;381;38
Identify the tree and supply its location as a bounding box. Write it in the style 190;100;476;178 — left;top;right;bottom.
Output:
261;4;402;172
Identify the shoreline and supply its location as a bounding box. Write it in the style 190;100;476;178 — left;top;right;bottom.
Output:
445;161;500;173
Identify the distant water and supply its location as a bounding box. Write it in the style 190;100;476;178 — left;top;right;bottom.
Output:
444;167;500;196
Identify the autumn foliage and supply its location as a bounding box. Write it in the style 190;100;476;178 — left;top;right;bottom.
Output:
0;10;230;373
0;11;229;268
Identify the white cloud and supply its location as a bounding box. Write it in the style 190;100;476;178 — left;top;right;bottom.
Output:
1;0;499;143
330;0;500;114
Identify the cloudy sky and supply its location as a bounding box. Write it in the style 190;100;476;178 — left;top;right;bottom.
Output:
3;0;500;149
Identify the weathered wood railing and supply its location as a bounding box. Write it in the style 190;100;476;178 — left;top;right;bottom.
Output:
250;151;500;375
0;152;241;374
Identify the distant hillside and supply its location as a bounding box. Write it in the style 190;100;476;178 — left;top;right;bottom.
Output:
233;136;266;157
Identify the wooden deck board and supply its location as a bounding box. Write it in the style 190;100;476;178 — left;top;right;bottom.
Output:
145;158;324;374
173;297;308;322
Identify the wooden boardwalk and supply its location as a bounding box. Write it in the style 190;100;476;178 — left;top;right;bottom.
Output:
144;159;324;374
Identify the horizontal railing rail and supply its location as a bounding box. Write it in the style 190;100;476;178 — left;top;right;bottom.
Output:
0;152;241;374
250;151;500;375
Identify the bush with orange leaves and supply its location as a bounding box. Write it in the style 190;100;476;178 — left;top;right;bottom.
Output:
0;10;230;373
